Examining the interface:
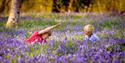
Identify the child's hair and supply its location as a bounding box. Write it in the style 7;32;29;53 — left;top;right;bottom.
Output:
83;24;95;32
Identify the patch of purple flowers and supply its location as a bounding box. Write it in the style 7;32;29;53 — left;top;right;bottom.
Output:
0;13;125;63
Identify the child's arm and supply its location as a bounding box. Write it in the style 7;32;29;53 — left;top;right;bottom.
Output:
38;23;61;34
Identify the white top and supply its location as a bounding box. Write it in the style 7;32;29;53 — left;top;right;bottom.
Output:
84;33;100;42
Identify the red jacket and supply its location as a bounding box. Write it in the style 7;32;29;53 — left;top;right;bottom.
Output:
25;31;46;44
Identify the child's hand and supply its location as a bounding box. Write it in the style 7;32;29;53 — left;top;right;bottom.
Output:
53;23;61;28
44;23;61;31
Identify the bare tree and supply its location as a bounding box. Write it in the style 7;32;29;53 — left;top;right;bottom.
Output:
6;0;21;29
68;0;73;13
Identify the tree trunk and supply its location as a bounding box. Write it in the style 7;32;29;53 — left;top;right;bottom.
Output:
0;0;6;13
52;0;60;12
0;0;6;18
6;0;21;29
68;0;73;13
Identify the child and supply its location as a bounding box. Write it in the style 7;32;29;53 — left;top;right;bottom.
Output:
83;24;100;42
25;23;60;44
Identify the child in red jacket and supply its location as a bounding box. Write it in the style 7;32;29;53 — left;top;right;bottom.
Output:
25;23;60;44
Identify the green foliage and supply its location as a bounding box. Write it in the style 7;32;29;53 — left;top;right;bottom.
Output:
72;15;83;20
53;41;59;50
25;43;49;57
106;46;114;51
0;22;5;27
10;54;18;63
4;53;11;59
25;32;30;38
120;44;125;51
104;20;112;28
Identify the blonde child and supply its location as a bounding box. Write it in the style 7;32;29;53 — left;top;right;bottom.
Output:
25;23;60;44
83;24;100;42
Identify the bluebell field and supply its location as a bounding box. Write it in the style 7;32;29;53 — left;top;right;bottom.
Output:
0;13;125;63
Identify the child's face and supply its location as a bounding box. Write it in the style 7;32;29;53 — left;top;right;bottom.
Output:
84;30;92;37
42;33;50;39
